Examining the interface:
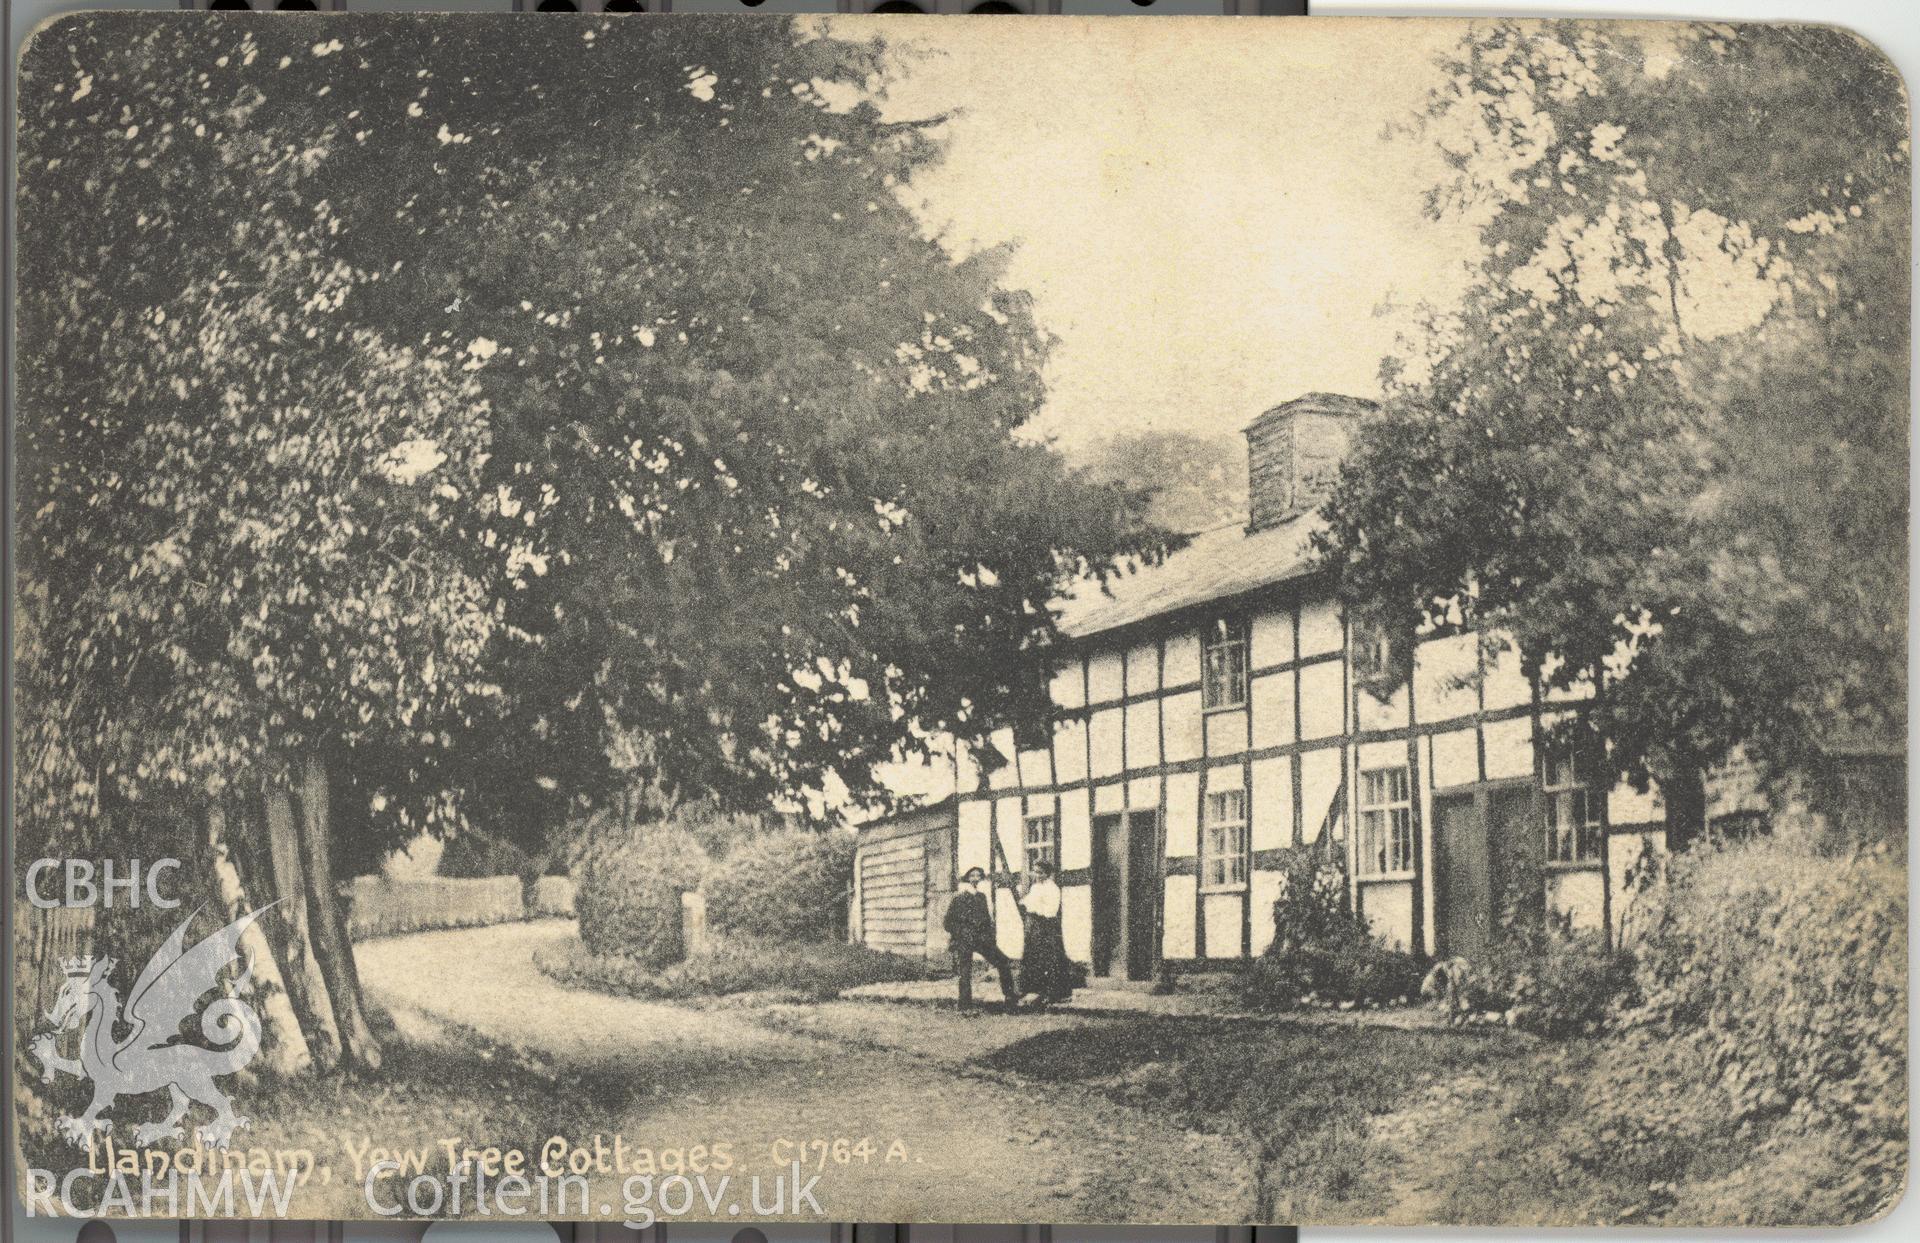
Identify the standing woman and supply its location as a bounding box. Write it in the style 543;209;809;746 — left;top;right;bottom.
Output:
1018;861;1074;1006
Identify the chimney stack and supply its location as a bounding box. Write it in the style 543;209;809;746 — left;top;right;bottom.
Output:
1243;393;1376;533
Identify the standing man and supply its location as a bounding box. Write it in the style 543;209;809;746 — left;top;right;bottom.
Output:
943;866;1017;1009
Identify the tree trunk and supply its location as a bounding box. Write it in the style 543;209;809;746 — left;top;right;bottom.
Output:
294;752;383;1071
256;786;344;1071
207;801;313;1078
1663;767;1708;853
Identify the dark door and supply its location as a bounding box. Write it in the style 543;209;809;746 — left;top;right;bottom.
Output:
1091;813;1126;977
1487;784;1541;927
1435;792;1491;959
1124;810;1161;981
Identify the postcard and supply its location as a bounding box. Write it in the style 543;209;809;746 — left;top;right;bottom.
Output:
11;12;1908;1228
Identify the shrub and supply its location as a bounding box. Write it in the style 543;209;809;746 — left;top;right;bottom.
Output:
1245;930;1424;1008
1573;831;1907;1224
1462;919;1635;1037
573;811;709;965
704;826;854;942
534;932;937;1001
1242;844;1422;1008
1265;842;1355;959
437;828;539;881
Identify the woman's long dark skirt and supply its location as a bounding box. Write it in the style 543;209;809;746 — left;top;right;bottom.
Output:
1019;914;1074;1002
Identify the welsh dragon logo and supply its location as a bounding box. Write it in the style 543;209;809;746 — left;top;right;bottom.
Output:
31;905;271;1149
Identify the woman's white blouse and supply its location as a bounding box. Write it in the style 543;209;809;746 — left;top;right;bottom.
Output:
1025;878;1062;918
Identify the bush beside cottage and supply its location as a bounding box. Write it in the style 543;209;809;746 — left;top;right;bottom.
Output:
560;805;869;998
1240;844;1425;1010
705;825;854;943
574;812;710;965
1566;827;1907;1224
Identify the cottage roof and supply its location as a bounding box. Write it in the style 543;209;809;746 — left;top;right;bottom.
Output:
1053;510;1325;642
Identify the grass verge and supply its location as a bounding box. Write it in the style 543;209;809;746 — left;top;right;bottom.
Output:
533;931;940;1002
974;1014;1530;1221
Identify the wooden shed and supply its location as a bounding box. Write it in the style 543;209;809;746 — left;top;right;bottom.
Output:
850;798;958;961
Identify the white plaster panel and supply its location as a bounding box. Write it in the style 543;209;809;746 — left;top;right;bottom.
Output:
1049;660;1085;711
1298;659;1344;740
1547;869;1606;932
1250;672;1296;750
1299;598;1344;656
1127;774;1163;814
1163;630;1202;688
1483;716;1535;781
1164;771;1200;857
988;726;1019;790
1162;690;1202;764
1090;707;1124;780
1250;756;1293;852
1088;649;1125;704
1205;708;1248;756
1125;641;1159;697
1125;698;1161;770
1609;780;1659;827
1251;607;1295;668
1414;631;1480;723
958;798;992;877
1250;869;1284;955
1300;747;1343;843
995;796;1024;870
1052;717;1088;786
1062;883;1093;962
1359;680;1409;732
1359;880;1414;952
1429;728;1480;789
1162;876;1196;960
1482;636;1531;712
1059;789;1092;871
1204;892;1244;958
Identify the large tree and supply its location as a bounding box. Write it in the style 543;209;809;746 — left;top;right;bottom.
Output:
15;13;1156;1073
1314;21;1907;834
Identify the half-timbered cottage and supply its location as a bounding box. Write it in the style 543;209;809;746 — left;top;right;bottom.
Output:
854;393;1671;978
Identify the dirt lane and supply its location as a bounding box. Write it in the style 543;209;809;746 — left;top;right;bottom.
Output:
355;921;1254;1224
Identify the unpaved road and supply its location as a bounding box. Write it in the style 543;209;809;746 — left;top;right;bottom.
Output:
356;920;1253;1223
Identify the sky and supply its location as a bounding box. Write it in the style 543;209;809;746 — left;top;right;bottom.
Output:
874;18;1483;451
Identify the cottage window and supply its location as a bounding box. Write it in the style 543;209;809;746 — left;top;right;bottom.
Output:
1202;789;1249;889
1354;623;1392;680
1202;618;1248;710
1544;749;1604;864
1358;766;1413;875
1023;813;1059;872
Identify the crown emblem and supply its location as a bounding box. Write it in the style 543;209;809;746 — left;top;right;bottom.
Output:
60;955;94;978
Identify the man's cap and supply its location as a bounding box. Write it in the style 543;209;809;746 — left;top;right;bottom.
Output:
961;866;987;882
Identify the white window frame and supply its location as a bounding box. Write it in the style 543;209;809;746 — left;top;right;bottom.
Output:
1023;812;1059;873
1202;617;1249;711
1202;788;1250;890
1544;748;1604;865
1358;765;1414;877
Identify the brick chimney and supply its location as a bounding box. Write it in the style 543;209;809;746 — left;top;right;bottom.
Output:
1243;393;1377;532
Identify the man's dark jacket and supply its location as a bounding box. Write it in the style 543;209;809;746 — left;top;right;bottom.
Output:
943;888;995;949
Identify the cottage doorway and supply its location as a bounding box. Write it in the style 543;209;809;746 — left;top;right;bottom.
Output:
1435;781;1536;959
1091;810;1160;981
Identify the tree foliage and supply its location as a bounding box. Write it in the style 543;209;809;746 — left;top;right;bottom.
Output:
1315;22;1908;812
15;13;1159;1072
16;13;1157;853
1074;429;1249;535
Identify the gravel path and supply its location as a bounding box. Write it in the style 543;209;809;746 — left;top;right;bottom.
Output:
356;920;1254;1224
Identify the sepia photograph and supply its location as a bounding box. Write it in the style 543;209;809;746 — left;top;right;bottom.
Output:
9;10;1910;1229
